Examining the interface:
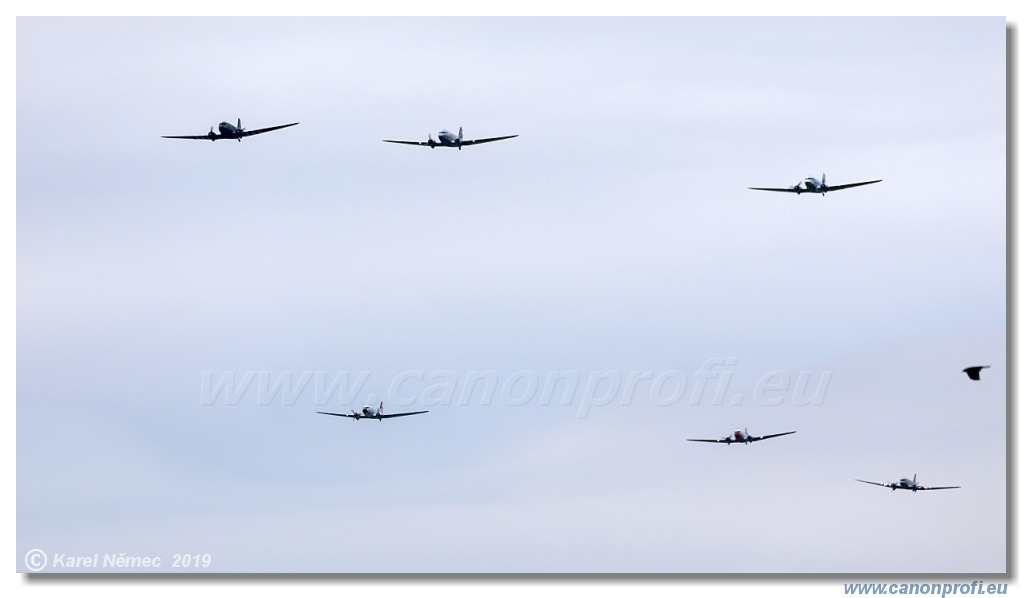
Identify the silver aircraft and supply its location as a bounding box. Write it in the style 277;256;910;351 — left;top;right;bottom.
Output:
749;173;882;195
162;118;299;142
686;428;796;445
856;474;960;492
383;126;517;150
317;401;428;422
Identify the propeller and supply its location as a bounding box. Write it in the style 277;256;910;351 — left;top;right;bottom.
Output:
428;133;436;148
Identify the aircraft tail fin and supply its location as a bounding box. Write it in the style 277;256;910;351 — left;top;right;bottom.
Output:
458;126;463;141
822;172;826;187
379;401;384;415
237;118;242;130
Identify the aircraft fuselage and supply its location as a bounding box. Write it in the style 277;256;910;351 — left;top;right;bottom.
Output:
890;478;922;491
430;129;463;148
723;430;754;444
201;120;246;141
884;477;928;491
345;405;382;419
218;122;242;137
793;177;826;194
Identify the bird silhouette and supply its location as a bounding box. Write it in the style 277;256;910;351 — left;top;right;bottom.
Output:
963;365;990;381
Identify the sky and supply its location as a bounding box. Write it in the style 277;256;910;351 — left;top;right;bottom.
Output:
14;15;1008;578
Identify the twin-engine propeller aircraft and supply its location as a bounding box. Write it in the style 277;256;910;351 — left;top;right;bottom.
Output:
687;428;796;445
317;401;428;422
749;173;882;195
162;118;299;142
963;365;991;380
383;126;518;150
856;474;960;492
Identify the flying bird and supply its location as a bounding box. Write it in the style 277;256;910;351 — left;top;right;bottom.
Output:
963;365;990;381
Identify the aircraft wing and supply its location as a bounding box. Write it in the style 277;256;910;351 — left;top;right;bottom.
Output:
855;479;894;489
377;410;429;419
826;179;882;192
459;134;519;146
749;431;797;442
748;186;800;193
917;485;961;491
161;134;214;140
316;411;360;418
239;122;300;137
686;438;729;443
382;139;433;146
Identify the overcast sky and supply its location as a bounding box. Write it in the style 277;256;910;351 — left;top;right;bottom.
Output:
16;16;1006;575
